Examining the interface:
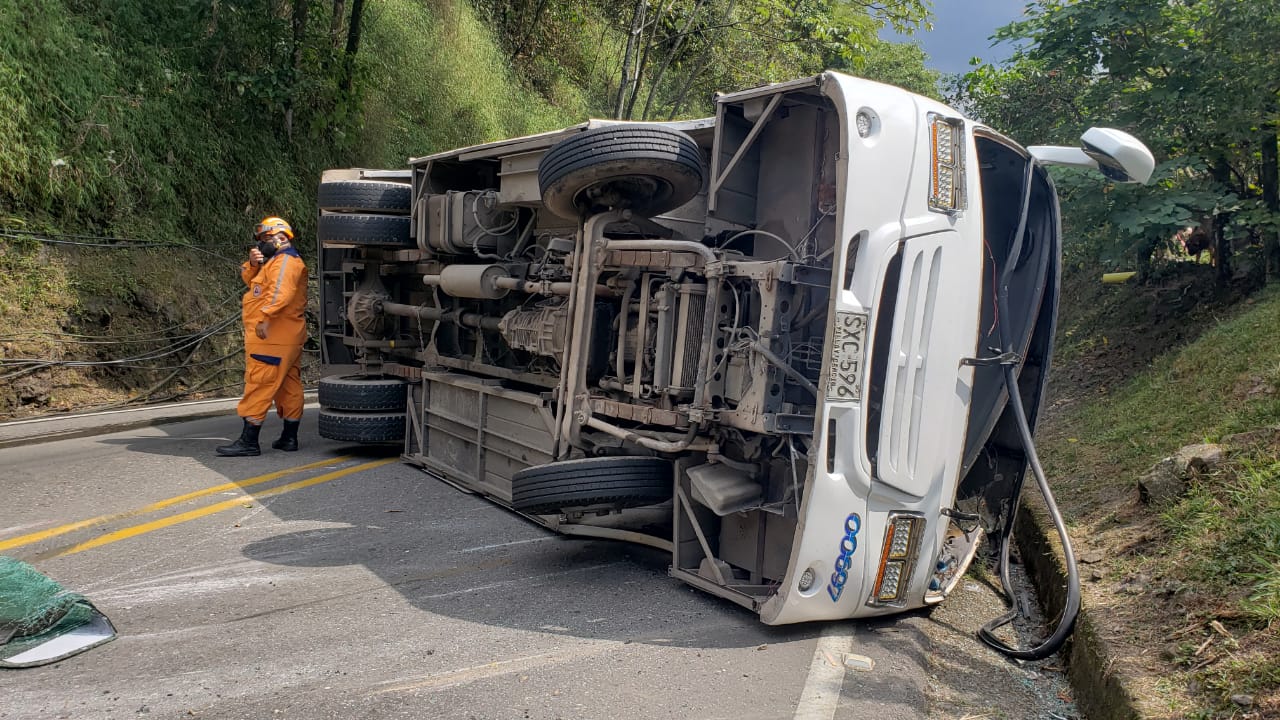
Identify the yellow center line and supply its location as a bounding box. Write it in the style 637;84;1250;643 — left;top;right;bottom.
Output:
51;457;398;558
0;455;355;553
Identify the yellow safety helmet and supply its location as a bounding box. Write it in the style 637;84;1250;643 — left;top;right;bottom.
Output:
254;216;294;240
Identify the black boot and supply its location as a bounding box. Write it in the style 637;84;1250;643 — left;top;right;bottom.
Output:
271;419;300;452
216;419;261;457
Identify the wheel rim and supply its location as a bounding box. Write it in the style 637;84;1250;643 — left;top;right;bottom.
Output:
572;175;671;216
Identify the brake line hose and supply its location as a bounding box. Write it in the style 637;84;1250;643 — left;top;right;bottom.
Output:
977;159;1081;661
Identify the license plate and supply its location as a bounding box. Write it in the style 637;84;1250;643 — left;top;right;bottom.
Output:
826;310;868;402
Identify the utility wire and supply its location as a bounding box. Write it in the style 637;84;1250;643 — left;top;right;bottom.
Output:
1;228;242;266
0;315;241;380
1;226;316;409
0;296;241;344
0;315;238;365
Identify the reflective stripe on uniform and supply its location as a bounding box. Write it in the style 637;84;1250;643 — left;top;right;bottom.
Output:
265;255;290;316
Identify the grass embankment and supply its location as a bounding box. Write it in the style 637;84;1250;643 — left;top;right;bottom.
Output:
357;0;600;164
0;0;593;418
1041;278;1280;718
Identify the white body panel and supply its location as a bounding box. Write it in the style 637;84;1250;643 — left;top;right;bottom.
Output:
762;74;984;624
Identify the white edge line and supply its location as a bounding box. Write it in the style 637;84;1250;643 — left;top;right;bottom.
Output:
793;624;854;720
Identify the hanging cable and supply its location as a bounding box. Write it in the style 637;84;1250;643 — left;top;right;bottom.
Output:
0;299;240;345
0;314;238;366
0;314;241;380
1;228;242;267
977;159;1081;661
0;226;300;411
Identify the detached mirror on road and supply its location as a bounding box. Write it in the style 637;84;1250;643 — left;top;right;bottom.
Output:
1026;127;1155;184
1;611;116;668
0;557;117;668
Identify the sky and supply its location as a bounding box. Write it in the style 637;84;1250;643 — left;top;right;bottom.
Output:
883;0;1029;75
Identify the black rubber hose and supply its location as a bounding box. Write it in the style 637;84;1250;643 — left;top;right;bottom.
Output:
977;159;1081;661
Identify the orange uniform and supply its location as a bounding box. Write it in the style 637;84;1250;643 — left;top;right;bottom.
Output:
237;247;308;423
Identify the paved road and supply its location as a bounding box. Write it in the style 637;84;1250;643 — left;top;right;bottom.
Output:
0;412;1075;719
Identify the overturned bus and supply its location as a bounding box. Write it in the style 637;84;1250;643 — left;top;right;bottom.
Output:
312;72;1152;641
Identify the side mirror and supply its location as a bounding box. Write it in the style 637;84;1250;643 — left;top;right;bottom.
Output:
1026;127;1155;184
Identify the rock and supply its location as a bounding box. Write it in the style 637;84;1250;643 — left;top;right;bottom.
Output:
12;375;51;406
1175;443;1224;471
1137;443;1223;505
1231;694;1254;708
1089;569;1106;582
1079;548;1106;564
1137;457;1187;505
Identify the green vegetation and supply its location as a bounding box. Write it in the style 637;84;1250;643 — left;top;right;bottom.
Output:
0;0;939;415
478;0;936;121
954;0;1280;285
1165;455;1280;624
0;0;591;248
1048;286;1280;482
1041;283;1280;715
356;0;586;165
4;0;303;245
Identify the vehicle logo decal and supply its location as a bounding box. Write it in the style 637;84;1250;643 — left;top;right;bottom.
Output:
827;513;861;602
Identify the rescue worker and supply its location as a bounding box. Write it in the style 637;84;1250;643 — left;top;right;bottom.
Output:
216;217;309;457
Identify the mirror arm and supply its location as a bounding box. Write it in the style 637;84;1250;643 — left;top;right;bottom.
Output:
1025;146;1100;171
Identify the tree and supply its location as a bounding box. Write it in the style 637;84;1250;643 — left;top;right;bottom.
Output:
487;0;931;121
614;0;648;118
340;0;365;94
953;0;1280;284
330;0;346;48
842;39;939;99
671;0;930;116
286;0;310;141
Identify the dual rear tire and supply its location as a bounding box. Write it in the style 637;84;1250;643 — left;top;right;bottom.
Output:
316;375;407;443
317;178;413;248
